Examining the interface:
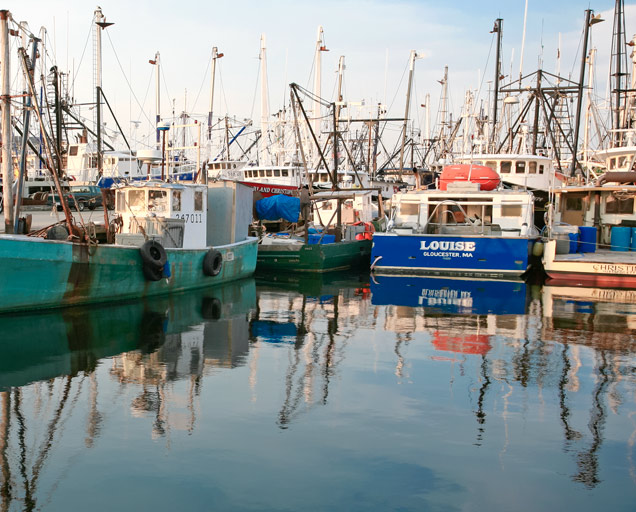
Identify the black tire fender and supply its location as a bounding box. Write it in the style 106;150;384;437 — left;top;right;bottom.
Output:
140;240;167;270
203;248;223;277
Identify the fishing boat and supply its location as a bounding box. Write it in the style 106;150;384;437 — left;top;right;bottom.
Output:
542;17;636;287
371;173;540;278
0;180;258;313
541;176;636;287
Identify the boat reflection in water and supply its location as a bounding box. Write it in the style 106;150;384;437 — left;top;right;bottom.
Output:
1;271;635;510
0;278;256;392
0;279;256;511
370;274;529;361
251;270;372;428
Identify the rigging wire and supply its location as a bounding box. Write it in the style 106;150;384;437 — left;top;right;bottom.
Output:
105;31;153;128
69;18;93;98
192;48;213;117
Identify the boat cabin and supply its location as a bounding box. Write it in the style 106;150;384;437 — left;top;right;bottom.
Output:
552;182;636;246
115;181;208;249
390;185;537;237
457;154;555;192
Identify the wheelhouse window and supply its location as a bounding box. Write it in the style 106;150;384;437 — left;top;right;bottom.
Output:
266;169;273;177
528;161;537;174
282;169;289;177
127;189;146;210
485;161;497;171
564;195;584;212
148;190;168;212
116;190;125;211
501;205;522;217
172;191;182;212
538;164;544;174
500;161;512;174
515;161;526;174
400;202;420;216
274;169;281;177
194;191;204;211
605;194;634;214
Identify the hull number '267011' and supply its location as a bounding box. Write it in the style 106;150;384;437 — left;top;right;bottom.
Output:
176;213;203;223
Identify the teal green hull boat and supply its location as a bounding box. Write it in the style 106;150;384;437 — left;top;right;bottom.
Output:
256;239;372;273
0;234;257;313
0;181;258;313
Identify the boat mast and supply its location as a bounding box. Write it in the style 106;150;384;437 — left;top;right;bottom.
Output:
94;8;113;179
207;46;222;144
313;27;327;163
490;19;502;152
1;10;13;233
570;9;598;175
260;35;269;166
14;35;39;232
610;0;628;146
399;50;418;179
152;51;160;149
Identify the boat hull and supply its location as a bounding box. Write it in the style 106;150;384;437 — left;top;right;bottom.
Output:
542;239;636;288
0;235;258;313
371;233;535;278
256;239;372;272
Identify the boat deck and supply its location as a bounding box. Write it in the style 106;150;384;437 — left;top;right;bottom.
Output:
552;248;636;264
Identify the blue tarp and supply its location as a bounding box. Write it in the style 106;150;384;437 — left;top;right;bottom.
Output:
255;194;300;222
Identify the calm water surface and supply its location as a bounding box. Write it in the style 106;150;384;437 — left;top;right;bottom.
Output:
1;272;635;511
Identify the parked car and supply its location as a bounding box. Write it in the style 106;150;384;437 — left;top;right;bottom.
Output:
47;185;108;211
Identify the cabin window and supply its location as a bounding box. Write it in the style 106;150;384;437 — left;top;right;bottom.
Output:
274;169;281;177
528;162;537;174
116;191;125;211
538;164;544;174
172;191;182;212
128;189;146;210
618;157;627;169
610;158;617;170
500;161;512;173
148;190;168;212
233;164;237;169
564;195;584;211
282;169;289;177
515;161;526;174
605;194;634;214
194;191;203;211
266;169;273;177
400;202;420;216
485;161;497;171
259;170;265;177
69;146;79;156
501;205;522;217
321;174;328;183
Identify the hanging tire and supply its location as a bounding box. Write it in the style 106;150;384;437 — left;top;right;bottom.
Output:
203;249;223;277
140;240;167;270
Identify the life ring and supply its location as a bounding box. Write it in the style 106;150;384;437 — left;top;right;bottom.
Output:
139;240;167;270
203;248;223;276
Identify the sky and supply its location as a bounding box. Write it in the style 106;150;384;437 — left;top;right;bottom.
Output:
4;0;636;150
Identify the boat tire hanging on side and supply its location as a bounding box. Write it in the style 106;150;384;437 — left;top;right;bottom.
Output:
203;248;223;277
140;240;167;270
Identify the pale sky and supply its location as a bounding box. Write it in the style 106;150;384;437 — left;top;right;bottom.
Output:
4;1;636;149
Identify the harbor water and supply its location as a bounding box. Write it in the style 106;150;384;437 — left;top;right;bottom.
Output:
0;271;635;511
